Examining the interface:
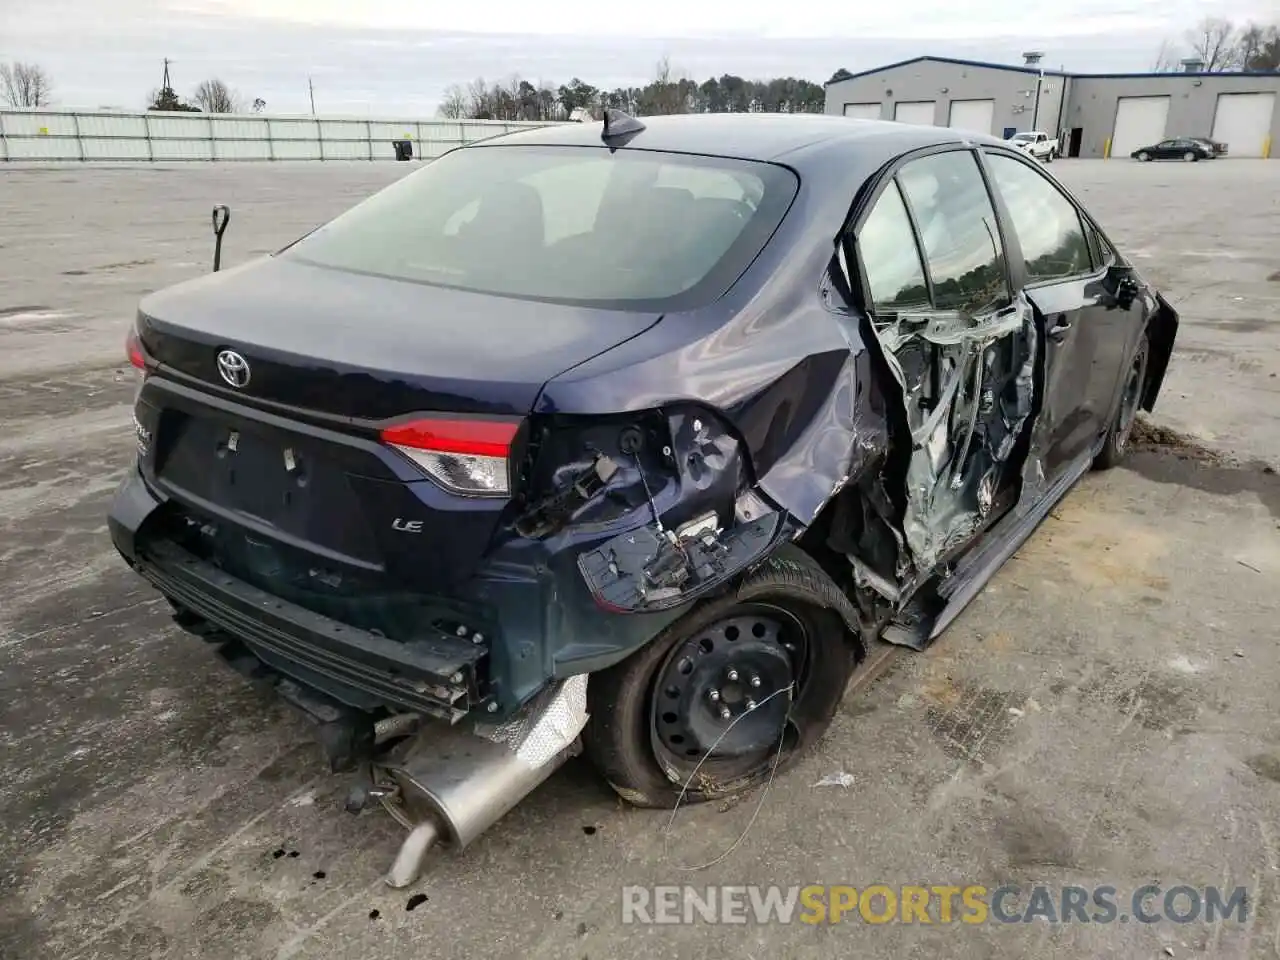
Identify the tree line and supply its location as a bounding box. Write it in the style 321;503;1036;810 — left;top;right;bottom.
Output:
0;59;263;113
1;62;53;108
4;15;1276;118
145;78;265;115
1152;17;1279;72
437;57;827;121
439;17;1278;123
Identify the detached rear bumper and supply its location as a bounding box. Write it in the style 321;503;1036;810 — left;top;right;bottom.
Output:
108;466;489;723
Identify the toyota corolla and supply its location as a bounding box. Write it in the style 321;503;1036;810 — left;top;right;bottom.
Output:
109;111;1178;885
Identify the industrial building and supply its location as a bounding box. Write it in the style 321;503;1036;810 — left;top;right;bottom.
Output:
824;54;1280;158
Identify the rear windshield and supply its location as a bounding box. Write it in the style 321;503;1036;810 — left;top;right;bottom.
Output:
283;144;798;310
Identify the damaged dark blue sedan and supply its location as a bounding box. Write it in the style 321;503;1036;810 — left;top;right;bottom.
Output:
109;110;1178;885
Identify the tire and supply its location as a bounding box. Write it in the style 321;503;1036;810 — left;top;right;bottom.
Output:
1094;330;1150;470
1183;151;1198;162
582;559;858;809
1137;151;1151;162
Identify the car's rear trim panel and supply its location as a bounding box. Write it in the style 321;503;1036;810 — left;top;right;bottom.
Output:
135;539;487;722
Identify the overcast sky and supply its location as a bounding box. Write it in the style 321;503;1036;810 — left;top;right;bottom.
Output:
1;0;1272;116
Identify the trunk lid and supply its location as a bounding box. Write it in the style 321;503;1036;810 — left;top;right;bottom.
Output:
133;256;660;604
138;256;660;418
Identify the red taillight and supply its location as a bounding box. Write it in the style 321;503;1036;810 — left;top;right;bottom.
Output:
125;329;146;370
380;418;517;457
380;417;519;497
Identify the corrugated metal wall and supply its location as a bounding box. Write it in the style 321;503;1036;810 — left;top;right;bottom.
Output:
0;109;562;162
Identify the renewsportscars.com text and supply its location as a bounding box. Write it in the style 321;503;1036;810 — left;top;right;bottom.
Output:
621;884;1249;926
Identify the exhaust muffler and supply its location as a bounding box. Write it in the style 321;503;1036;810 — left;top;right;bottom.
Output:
372;674;589;888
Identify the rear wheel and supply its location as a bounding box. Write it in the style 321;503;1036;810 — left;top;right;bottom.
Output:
583;585;856;808
1094;331;1149;470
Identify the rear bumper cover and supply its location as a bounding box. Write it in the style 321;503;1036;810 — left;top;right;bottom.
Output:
109;443;790;723
109;465;486;722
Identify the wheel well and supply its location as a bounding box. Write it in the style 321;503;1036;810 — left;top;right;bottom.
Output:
736;542;869;662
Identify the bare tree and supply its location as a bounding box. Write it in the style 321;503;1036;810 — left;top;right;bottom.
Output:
193;78;241;113
466;77;492;118
1237;22;1280;71
1186;17;1242;71
1150;40;1182;72
438;84;468;119
647;56;689;115
1;61;53;108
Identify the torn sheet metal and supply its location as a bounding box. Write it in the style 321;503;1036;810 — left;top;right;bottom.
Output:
872;292;1037;572
1013;316;1049;515
472;673;590;767
757;349;889;527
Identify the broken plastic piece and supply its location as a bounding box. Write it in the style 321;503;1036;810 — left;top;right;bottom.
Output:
675;510;719;541
812;771;856;788
578;511;783;612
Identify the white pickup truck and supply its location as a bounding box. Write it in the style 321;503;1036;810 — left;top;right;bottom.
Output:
1008;131;1059;162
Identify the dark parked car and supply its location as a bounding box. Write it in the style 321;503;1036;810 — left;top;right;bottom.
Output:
1131;137;1223;161
110;111;1177;882
1190;136;1229;156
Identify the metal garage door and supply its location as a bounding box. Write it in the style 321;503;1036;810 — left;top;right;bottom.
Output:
894;101;937;126
1211;92;1277;157
843;102;882;120
1111;96;1170;158
948;99;996;134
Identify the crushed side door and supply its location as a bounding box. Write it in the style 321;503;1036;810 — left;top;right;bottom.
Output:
872;297;1038;572
831;147;1047;641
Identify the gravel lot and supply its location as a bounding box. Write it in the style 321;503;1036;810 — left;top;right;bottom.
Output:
1;158;1278;960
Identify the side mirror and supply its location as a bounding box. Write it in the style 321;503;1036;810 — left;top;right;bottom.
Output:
1106;264;1140;310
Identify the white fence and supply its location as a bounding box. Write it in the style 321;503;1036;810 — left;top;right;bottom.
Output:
0;108;563;162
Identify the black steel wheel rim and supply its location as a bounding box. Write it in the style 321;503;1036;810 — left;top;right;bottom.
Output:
648;602;809;785
1115;346;1147;453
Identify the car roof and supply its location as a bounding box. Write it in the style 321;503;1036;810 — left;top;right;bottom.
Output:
470;113;1007;168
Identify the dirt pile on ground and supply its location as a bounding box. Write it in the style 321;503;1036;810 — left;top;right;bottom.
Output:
1130;417;1229;465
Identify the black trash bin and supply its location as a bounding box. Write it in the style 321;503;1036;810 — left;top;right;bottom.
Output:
392;139;413;161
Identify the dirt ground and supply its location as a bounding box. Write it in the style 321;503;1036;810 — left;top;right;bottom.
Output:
1;157;1278;960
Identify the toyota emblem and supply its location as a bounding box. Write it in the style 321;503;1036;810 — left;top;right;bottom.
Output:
216;349;251;388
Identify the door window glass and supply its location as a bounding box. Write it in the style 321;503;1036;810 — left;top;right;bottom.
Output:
895;150;1010;315
856;180;931;314
985;153;1093;282
1083;220;1117;268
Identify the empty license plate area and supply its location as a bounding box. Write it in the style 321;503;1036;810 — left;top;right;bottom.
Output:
156;409;369;549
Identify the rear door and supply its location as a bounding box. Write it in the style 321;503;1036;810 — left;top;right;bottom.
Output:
858;147;1024;565
981;149;1129;481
